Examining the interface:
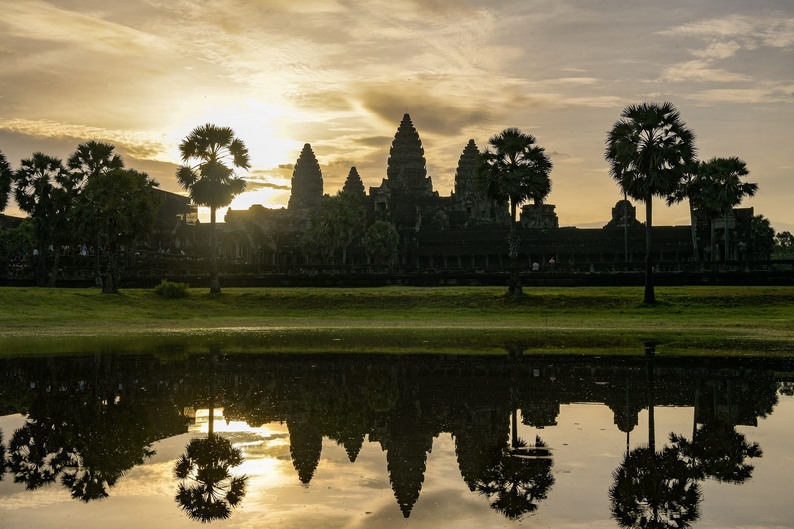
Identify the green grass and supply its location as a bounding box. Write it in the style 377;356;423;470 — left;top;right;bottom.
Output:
1;285;793;356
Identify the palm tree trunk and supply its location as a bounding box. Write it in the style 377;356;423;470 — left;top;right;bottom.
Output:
646;345;656;453
724;210;730;262
210;207;220;293
623;191;629;266
644;196;655;304
508;200;521;296
37;239;46;287
208;354;216;438
48;245;61;287
689;200;699;263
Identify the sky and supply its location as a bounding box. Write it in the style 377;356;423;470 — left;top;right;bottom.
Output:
1;0;792;231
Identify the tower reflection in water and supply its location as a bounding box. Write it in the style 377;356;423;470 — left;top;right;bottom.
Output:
0;348;785;524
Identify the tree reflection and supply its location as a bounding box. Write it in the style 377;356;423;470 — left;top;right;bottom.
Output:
474;434;554;520
671;422;761;484
7;420;71;490
174;349;248;522
174;436;247;522
610;446;701;529
0;428;6;482
7;393;162;500
609;345;701;529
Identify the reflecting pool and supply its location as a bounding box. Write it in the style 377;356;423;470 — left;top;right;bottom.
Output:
0;350;792;528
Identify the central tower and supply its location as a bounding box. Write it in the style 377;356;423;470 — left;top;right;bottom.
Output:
386;114;433;196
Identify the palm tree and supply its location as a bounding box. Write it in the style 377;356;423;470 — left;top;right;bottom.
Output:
605;102;695;303
13;153;70;285
666;161;703;263
476;128;553;296
68;141;125;283
0;150;12;212
68;141;124;181
177;124;249;293
700;157;757;261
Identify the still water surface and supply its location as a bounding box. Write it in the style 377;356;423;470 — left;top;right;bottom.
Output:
0;352;792;528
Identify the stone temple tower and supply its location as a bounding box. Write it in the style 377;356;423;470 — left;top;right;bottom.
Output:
288;143;323;210
452;139;493;222
386;114;433;196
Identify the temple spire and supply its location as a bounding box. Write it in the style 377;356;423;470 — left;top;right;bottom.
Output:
342;166;366;203
386;114;431;195
288;143;323;210
454;139;480;198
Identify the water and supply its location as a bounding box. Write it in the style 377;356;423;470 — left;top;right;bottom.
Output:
0;351;792;528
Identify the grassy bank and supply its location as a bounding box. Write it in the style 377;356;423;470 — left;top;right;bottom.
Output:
1;285;793;356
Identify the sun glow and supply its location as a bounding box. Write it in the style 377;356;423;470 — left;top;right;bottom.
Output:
173;97;303;222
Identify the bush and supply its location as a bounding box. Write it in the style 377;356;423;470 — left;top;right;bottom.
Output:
154;280;190;299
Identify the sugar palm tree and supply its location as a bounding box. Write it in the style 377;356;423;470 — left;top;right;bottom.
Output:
476;128;553;296
68;141;124;182
68;141;125;283
699;157;757;261
13;153;71;285
177;124;249;293
666;161;703;263
605;102;695;303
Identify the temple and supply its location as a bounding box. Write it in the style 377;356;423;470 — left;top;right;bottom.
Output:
220;113;762;270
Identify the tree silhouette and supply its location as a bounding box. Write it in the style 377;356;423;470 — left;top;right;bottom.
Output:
73;168;160;293
12;152;71;285
67;141;125;282
177;124;249;293
666;161;702;263
605;102;695;303
300;193;366;265
363;221;400;266
0;150;11;212
698;157;757;261
477;128;552;296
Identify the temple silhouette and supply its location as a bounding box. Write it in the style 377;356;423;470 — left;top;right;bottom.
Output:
214;113;761;269
0;114;772;287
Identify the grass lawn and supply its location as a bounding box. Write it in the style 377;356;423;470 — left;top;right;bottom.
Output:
1;285;792;356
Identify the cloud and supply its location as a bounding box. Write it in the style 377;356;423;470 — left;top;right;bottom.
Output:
245;179;291;191
358;85;493;136
1;1;158;52
685;87;794;104
659;14;794;86
0;119;174;163
662;15;794;48
662;60;752;83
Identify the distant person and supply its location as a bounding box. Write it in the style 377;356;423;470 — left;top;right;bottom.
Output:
532;261;540;272
549;257;555;272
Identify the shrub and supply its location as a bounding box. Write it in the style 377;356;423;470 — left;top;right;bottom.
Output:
154;280;190;299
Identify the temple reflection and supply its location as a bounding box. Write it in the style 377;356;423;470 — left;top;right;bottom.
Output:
0;351;790;524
